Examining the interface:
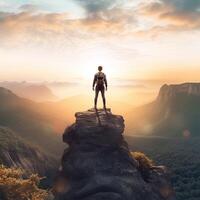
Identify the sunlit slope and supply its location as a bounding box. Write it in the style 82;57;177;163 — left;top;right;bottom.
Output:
0;87;65;155
0;126;57;174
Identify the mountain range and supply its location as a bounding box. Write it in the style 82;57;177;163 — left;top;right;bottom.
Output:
0;82;200;200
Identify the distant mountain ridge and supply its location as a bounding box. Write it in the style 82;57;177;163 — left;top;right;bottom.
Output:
127;82;200;137
0;82;57;102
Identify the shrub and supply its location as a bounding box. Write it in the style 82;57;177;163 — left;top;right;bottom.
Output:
131;152;154;169
131;152;154;181
0;165;47;200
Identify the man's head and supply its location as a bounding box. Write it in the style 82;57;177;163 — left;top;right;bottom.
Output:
98;66;103;71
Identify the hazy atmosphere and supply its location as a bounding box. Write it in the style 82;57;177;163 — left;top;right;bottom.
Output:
1;0;200;108
1;1;200;200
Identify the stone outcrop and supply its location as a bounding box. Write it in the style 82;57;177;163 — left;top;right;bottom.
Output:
54;108;175;200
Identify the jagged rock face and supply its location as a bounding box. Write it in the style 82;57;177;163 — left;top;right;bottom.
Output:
57;109;175;200
157;83;200;102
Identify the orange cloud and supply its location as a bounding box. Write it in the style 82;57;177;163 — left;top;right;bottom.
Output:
0;8;138;48
0;12;73;47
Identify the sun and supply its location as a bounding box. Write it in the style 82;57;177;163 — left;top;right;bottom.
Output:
81;47;117;80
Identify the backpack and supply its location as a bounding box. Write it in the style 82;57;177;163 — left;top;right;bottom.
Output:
96;72;105;86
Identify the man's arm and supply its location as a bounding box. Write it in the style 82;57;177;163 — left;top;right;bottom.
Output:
92;74;97;90
104;74;107;89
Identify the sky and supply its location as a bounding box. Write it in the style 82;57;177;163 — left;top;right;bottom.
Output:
0;0;200;84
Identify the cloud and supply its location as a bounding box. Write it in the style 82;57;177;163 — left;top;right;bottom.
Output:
73;0;137;29
73;0;136;33
0;4;138;48
75;0;120;13
0;11;78;48
19;4;40;12
1;0;200;47
139;0;200;30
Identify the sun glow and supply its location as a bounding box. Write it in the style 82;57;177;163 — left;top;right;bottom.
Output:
81;47;117;80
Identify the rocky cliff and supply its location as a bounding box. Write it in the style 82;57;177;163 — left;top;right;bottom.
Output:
54;108;175;200
157;83;200;102
126;82;200;136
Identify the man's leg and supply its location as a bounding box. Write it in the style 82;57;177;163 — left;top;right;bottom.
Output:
100;88;106;109
94;88;99;109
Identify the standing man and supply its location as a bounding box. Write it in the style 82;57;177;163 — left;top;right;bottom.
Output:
93;66;107;109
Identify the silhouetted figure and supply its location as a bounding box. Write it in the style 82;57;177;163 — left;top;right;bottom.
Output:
93;66;107;109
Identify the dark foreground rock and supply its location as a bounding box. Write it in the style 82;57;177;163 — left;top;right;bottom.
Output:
54;108;175;200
